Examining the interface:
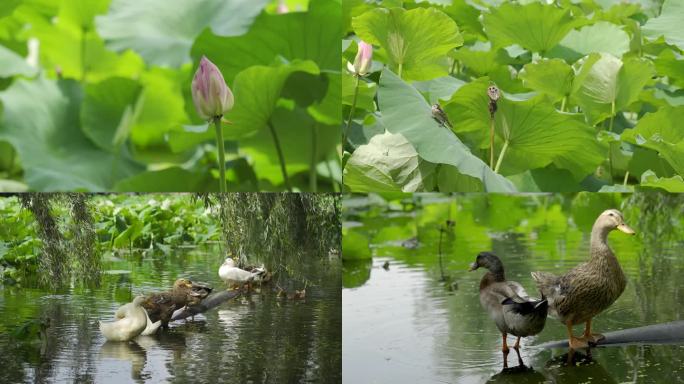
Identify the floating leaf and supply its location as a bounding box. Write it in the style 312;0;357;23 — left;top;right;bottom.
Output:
352;7;463;81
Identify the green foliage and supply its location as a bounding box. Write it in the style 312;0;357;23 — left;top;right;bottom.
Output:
343;0;684;192
0;0;340;192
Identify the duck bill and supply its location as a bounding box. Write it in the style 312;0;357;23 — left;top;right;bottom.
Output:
617;223;635;235
468;262;478;272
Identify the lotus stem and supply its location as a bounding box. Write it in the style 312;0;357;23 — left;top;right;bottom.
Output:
489;117;495;169
623;171;630;186
344;75;360;148
81;27;87;81
397;63;403;79
494;140;509;174
213;117;227;193
310;123;318;192
608;100;616;180
560;96;566;112
267;121;292;192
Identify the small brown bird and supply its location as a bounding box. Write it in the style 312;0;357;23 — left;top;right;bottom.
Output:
431;104;452;128
142;278;201;328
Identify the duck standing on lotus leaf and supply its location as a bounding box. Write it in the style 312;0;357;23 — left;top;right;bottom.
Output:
470;252;548;368
532;209;635;351
100;296;148;342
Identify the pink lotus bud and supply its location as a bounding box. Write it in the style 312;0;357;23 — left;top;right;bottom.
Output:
192;56;234;120
277;1;289;14
347;41;373;76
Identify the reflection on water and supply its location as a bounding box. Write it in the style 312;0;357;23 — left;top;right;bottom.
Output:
343;193;684;383
0;246;341;383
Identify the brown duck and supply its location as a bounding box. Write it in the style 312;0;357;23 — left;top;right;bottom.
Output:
532;209;635;350
142;278;203;328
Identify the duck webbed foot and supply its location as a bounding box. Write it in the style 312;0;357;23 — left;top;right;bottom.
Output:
566;321;590;350
582;319;605;345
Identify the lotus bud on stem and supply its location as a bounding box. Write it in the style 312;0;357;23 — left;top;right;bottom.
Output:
344;41;373;148
191;56;234;193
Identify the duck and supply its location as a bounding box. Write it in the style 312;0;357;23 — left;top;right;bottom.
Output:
140;308;161;336
141;278;197;329
100;296;148;341
531;209;635;350
218;258;267;290
470;252;548;368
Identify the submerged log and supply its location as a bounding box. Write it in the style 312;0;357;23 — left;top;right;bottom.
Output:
171;289;242;321
538;320;684;349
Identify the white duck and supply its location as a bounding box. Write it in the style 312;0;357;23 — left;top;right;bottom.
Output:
100;296;148;341
140;308;161;336
218;258;267;289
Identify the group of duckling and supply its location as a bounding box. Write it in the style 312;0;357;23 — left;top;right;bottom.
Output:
100;255;272;342
470;209;635;368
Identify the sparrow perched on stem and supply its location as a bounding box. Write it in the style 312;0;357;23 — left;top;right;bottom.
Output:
431;104;452;129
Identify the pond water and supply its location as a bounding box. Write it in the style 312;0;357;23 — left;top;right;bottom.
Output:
343;193;684;384
0;245;341;383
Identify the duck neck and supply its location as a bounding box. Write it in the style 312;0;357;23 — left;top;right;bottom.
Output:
480;260;505;289
590;223;614;261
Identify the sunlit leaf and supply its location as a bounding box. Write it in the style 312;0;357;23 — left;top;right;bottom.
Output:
547;22;630;62
352;7;463;81
642;0;684;51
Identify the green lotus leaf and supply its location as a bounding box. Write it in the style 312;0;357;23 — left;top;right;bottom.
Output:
81;77;142;152
0;45;37;78
654;49;684;86
352;7;463;81
519;58;574;102
621;106;684;174
114;167;214;192
344;131;437;193
547;22;630;62
27;9;144;82
0;78;142;191
192;0;340;83
571;53;654;125
442;77;492;148
639;170;684;192
482;2;577;54
493;97;605;179
377;68;515;192
443;0;487;41
342;71;376;111
96;0;269;67
642;0;684;51
169;60;321;153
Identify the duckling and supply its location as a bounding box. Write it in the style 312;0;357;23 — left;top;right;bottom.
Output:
470;252;548;368
141;278;196;328
532;209;635;350
218;258;267;290
100;296;148;341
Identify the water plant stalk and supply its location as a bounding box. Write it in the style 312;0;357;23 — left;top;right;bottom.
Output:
344;75;360;148
494;140;509;174
213;117;226;193
608;100;616;180
310;124;318;192
489;118;495;168
81;27;87;81
560;96;566;112
397;63;403;79
268;121;292;192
